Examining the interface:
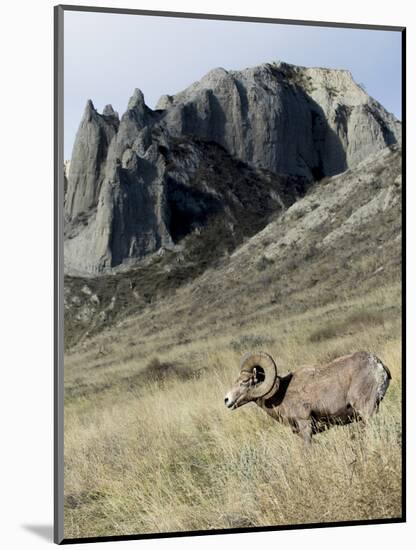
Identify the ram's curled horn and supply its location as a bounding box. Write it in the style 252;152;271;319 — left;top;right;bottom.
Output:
240;352;278;399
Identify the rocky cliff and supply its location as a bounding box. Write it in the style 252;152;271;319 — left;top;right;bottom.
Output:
157;62;400;177
64;61;401;274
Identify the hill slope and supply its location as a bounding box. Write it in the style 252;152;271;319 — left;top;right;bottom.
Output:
64;144;401;362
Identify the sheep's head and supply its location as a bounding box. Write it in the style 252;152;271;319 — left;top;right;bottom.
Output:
224;352;279;409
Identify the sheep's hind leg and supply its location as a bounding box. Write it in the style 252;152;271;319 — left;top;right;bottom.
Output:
349;399;377;440
353;396;378;425
350;380;380;425
296;419;312;446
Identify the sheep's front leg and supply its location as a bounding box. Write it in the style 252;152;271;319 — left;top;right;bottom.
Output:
296;419;312;446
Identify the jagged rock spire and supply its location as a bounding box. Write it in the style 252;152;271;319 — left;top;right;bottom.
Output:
64;99;119;222
81;99;95;121
102;104;119;119
127;88;145;110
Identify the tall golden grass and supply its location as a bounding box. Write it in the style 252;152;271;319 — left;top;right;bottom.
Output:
63;282;402;539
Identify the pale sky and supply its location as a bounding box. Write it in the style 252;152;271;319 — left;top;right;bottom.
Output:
64;10;402;160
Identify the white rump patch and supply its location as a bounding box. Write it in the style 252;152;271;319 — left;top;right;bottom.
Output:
371;354;390;402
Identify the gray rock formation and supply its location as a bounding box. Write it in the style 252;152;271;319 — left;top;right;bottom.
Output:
64;130;309;274
157;62;400;178
64;61;401;274
65;100;119;222
63;160;70;198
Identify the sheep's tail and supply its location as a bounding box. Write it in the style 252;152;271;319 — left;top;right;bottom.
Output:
384;363;392;380
371;353;392;380
371;354;392;406
378;357;392;380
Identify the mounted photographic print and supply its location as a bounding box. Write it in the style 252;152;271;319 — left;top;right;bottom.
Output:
54;5;406;544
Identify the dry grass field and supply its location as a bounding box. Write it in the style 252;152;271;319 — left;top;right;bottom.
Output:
64;281;402;539
63;147;402;538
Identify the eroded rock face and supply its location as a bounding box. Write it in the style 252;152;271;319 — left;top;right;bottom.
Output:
63;160;70;198
64;61;401;274
64;129;309;273
65;100;119;222
157;62;400;178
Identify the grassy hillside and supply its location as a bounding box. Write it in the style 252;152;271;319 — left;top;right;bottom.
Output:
63;146;402;538
64;283;401;538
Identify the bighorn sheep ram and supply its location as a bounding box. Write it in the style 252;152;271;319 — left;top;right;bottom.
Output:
224;351;391;444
